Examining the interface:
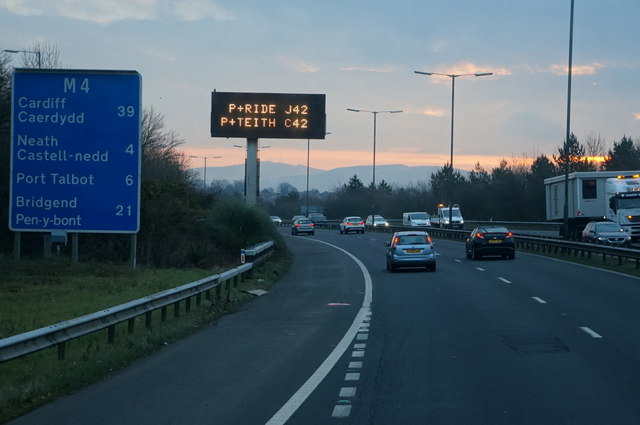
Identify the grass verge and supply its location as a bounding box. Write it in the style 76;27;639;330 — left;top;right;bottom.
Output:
0;253;291;423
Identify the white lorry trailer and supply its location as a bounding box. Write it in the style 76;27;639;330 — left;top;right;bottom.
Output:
544;171;640;240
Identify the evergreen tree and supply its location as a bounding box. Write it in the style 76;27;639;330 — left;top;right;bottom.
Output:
554;133;596;172
603;135;640;171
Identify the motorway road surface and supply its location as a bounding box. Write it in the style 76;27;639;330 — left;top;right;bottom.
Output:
9;228;640;424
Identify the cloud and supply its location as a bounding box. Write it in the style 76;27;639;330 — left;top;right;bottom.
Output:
339;65;397;73
419;108;446;117
283;58;319;73
549;62;605;76
0;0;233;24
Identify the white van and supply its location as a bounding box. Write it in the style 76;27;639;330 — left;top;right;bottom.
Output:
402;212;431;227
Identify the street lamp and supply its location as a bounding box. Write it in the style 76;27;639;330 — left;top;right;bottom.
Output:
414;70;492;227
562;0;575;240
189;155;221;190
347;108;403;226
3;49;41;68
306;132;331;216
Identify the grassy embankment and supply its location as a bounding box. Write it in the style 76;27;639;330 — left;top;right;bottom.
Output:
0;254;290;423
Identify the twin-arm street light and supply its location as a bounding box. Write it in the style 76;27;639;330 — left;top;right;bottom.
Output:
347;108;403;225
414;70;492;227
3;49;42;68
189;155;221;190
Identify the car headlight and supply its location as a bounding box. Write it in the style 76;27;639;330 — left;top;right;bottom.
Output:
460;219;464;224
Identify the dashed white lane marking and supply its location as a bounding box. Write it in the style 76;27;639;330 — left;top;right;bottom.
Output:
498;277;511;284
349;361;363;369
339;387;357;397
266;240;373;425
354;343;366;349
454;259;462;262
532;296;547;304
580;326;603;338
476;267;485;271
345;372;360;381
332;405;352;418
356;333;369;340
352;350;365;358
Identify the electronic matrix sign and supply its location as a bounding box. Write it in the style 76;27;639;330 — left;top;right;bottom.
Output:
9;69;141;233
210;92;326;139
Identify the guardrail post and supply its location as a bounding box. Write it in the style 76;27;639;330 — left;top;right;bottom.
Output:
128;318;135;334
161;306;167;323
58;342;66;361
108;325;115;344
174;301;180;317
145;311;152;329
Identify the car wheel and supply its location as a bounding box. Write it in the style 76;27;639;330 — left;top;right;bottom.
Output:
509;252;515;260
340;229;344;234
311;231;315;236
466;247;472;259
428;264;436;272
472;247;481;260
386;259;390;271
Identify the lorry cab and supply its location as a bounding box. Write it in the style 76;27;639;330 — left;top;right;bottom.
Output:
436;203;464;229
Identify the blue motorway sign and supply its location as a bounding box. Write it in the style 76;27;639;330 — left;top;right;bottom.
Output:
9;69;141;233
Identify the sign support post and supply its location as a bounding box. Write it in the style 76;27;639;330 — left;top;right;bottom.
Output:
246;138;259;205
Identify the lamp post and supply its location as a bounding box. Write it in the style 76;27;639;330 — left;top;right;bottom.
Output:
306;132;330;216
414;70;492;227
3;49;41;68
347;108;402;227
189;155;221;190
562;0;575;240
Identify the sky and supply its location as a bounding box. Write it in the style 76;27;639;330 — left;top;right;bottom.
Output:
1;0;639;173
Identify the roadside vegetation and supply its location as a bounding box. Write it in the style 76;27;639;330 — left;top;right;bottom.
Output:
0;256;290;423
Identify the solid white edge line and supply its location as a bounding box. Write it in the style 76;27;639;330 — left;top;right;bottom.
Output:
580;326;603;338
266;238;373;425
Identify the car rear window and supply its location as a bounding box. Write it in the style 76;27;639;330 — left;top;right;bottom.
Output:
483;227;508;233
398;235;427;244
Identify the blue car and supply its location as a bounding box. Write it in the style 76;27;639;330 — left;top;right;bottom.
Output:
385;231;436;272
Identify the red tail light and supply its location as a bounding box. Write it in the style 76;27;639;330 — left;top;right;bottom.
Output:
475;233;485;239
506;232;513;238
310;223;315;227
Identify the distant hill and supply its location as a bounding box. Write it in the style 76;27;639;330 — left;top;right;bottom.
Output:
191;161;447;192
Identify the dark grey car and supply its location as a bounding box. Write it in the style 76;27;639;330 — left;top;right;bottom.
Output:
581;221;631;246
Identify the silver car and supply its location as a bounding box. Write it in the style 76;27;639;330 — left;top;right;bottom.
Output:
291;219;315;236
339;216;365;234
385;231;437;272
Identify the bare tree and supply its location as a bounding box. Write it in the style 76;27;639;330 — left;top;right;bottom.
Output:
18;40;62;69
584;131;607;170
